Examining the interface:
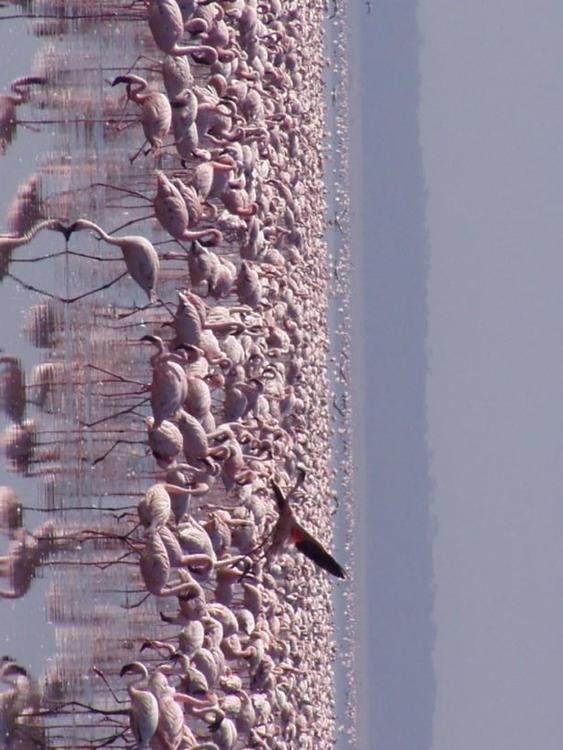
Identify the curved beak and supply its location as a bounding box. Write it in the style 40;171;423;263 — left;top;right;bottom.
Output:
65;221;84;238
50;222;74;241
111;76;131;87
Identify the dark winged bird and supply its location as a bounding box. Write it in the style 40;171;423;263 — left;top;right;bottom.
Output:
268;480;346;579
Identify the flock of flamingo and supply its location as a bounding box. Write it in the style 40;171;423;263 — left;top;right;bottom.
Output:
0;0;355;748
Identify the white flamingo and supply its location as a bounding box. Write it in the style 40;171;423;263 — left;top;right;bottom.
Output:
111;75;172;162
67;219;160;302
120;662;159;749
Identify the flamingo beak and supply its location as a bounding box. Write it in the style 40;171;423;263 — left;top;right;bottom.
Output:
60;223;74;241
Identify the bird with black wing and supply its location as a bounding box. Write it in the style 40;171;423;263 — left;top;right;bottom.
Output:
267;479;347;579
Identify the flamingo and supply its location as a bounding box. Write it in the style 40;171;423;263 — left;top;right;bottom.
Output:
137;483;192;532
122;54;194;99
147;668;218;750
199;707;238;750
120;662;159;749
0;355;26;424
138;530;213;605
141;335;189;426
85;172;221;242
0;487;23;534
236;261;263;309
0;660;43;747
178;620;205;656
159;569;208;623
147;417;184;467
170;87;199;142
262;480;347;579
66;219;159;302
111;75;172;162
165;462;214;523
1;219;70;283
0;76;46;153
148;0;219;62
154;172;223;245
147;670;185;750
161;54;194;97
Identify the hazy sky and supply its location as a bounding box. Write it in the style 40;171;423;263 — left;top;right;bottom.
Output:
422;3;563;749
352;1;563;748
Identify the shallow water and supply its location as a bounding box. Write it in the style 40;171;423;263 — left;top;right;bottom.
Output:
1;2;353;748
0;5;62;674
323;7;356;750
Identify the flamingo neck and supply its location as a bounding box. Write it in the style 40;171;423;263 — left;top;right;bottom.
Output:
130;89;149;105
170;44;218;64
75;219;114;244
128;666;149;692
18;219;58;246
8;92;25;105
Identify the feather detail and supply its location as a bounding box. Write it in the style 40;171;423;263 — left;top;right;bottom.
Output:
271;480;287;513
294;532;346;579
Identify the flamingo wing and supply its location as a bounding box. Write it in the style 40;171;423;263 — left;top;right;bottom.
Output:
293;526;346;579
129;691;159;747
270;480;287;514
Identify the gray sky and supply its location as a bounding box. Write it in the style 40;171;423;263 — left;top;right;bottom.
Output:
422;2;563;748
352;1;563;748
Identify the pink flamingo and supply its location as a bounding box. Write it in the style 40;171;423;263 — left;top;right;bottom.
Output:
66;219;159;303
154;172;223;245
111;75;172;162
148;0;219;62
141;335;189;426
120;662;159;749
260;481;346;579
0;76;46;154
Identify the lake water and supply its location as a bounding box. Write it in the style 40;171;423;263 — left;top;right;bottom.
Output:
1;2;356;748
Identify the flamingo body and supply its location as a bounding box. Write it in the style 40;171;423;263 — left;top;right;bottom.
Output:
68;219;159;302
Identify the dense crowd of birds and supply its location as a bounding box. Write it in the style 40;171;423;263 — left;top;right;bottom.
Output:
0;0;357;748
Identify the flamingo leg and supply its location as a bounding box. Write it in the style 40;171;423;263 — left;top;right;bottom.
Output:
5;270;129;302
90;182;152;203
86;363;147;388
130;138;149;163
79;397;149;428
122;591;151;609
91;438;147;466
108;214;155;234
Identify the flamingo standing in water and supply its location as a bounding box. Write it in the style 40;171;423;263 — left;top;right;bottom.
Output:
66;219;160;302
0;76;46;154
1;219;70;281
111;74;172;162
154;171;223;245
141;335;189;426
85;172;223;244
0;660;43;747
147;0;219;62
120;662;159;749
